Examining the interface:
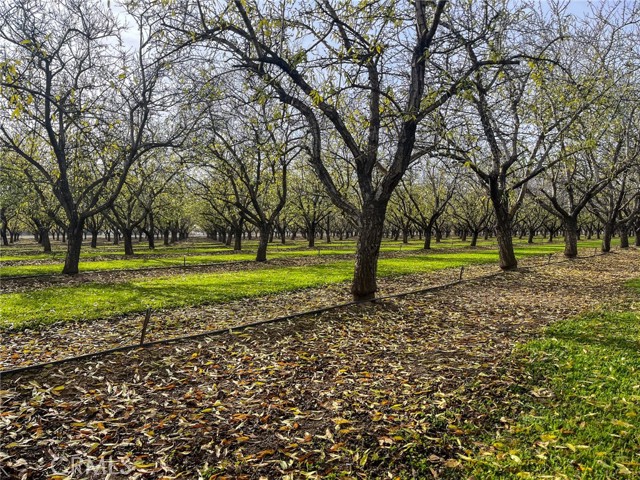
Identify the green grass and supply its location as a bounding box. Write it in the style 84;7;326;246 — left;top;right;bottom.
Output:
0;238;604;277
0;246;567;330
461;279;640;479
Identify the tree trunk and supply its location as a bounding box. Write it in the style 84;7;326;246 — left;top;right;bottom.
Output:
401;227;409;244
563;216;579;258
40;228;52;253
163;229;170;246
601;223;613;252
470;230;479;247
308;225;316;248
423;228;432;250
234;224;243;251
494;205;517;270
147;212;155;249
90;230;98;248
123;229;134;256
351;203;387;301
0;208;8;246
256;226;269;262
527;228;535;244
325;218;331;244
620;226;629;249
171;229;178;243
635;227;640;247
62;219;85;275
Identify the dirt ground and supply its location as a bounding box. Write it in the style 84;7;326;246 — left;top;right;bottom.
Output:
0;250;638;479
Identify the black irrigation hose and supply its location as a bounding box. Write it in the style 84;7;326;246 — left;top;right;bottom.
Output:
0;251;612;377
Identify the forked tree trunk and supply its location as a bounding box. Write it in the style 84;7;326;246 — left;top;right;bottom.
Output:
351;202;386;301
62;219;85;275
563;216;579;258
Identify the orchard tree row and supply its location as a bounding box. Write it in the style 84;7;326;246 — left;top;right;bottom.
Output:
1;0;639;299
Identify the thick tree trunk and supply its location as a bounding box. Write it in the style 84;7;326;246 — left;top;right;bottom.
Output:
123;229;134;256
90;230;98;248
256;226;269;262
234;224;243;251
470;230;479;247
494;204;517;270
620;226;629;249
351;202;387;301
308;225;316;248
423;228;432;250
527;228;535;244
147;231;155;250
635;227;640;247
62;219;85;275
601;223;613;252
40;228;52;253
171;229;178;243
563;216;579;258
460;230;467;242
163;229;170;246
401;227;409;244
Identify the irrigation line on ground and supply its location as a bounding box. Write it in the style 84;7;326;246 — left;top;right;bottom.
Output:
0;252;610;377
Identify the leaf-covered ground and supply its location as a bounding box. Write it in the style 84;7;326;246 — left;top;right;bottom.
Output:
0;250;637;479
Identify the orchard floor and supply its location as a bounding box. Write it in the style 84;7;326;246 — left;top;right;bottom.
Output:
0;246;605;369
0;249;638;479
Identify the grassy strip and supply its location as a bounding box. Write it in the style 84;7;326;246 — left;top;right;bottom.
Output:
459;279;640;479
0;246;562;330
0;239;604;277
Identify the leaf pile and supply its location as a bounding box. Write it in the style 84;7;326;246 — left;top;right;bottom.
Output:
1;251;638;479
